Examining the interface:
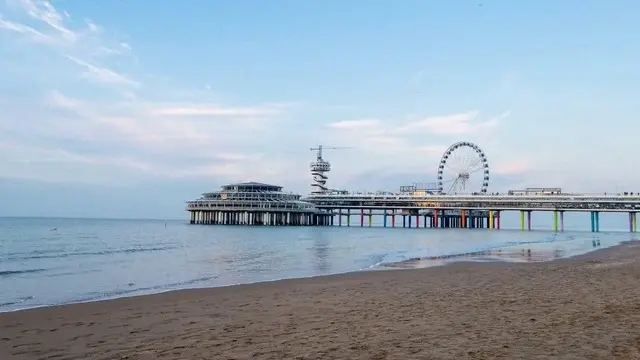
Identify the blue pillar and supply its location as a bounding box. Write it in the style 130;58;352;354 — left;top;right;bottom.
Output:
408;215;412;228
383;210;387;227
590;212;596;232
595;211;600;232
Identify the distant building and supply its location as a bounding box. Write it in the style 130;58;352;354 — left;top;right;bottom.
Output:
508;187;563;196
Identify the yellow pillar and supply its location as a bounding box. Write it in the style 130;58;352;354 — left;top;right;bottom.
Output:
520;210;525;231
488;211;494;229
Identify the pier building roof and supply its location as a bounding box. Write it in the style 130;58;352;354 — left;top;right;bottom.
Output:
220;182;283;192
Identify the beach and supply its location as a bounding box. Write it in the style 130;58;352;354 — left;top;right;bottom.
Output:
1;242;639;360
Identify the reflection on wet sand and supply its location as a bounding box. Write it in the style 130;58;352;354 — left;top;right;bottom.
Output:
384;238;604;269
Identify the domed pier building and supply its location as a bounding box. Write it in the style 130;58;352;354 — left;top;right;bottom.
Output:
186;182;331;226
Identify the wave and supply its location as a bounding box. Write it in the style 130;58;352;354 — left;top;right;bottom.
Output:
0;296;35;308
5;245;180;261
0;268;47;277
74;275;221;304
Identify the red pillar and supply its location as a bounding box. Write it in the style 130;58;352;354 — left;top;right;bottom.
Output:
496;211;501;229
415;215;419;228
433;209;439;228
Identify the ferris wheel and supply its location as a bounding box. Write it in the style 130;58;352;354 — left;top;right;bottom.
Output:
437;141;489;194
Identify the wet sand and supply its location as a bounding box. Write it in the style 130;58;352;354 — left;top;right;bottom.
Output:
2;242;640;360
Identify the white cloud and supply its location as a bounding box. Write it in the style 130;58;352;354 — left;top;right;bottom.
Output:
1;0;135;91
65;55;138;86
397;110;505;135
328;118;381;130
150;105;278;117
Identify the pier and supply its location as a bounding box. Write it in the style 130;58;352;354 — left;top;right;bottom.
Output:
186;141;640;231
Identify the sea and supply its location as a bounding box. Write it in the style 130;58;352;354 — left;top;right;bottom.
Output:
1;212;638;313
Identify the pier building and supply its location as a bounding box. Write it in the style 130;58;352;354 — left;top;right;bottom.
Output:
186;182;332;226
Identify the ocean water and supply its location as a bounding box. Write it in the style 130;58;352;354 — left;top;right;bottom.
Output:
1;215;637;312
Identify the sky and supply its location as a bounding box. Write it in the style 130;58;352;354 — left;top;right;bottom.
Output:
0;0;639;219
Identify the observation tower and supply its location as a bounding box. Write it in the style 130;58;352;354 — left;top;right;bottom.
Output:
309;145;350;195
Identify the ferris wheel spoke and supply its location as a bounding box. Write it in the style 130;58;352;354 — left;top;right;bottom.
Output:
447;177;461;194
466;159;484;173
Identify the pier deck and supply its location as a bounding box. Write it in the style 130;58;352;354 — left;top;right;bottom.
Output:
302;193;640;232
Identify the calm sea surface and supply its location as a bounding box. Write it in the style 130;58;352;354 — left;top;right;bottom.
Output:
1;213;637;312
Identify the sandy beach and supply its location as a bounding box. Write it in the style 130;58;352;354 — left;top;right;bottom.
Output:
1;242;639;360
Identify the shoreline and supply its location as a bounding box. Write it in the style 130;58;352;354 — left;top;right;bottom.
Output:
0;238;624;315
2;241;639;359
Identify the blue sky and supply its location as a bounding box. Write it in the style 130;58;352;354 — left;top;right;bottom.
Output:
1;0;639;218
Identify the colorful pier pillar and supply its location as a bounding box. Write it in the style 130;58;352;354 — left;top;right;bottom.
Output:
461;210;466;228
495;211;501;230
338;209;342;226
415;214;420;228
391;212;396;228
360;208;364;227
383;210;388;228
488;211;494;230
408;214;412;228
553;211;559;232
368;209;372;227
519;210;525;231
628;212;638;233
527;211;532;231
560;211;564;232
346;210;351;226
590;211;600;232
433;210;439;228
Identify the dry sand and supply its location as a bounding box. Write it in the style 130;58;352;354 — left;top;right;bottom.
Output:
1;242;640;360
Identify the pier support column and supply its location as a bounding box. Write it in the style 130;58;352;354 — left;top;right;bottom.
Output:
527;211;532;231
402;215;406;228
488;211;494;230
391;211;396;228
559;211;564;232
495;211;501;230
368;209;373;227
408;214;412;228
383;210;388;227
433;210;439;228
519;210;525;231
629;212;637;233
460;210;466;229
338;209;342;226
360;208;364;227
553;211;559;232
590;211;600;232
347;210;351;226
